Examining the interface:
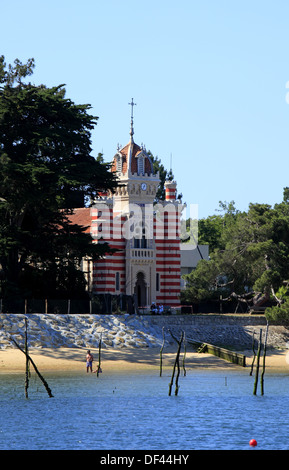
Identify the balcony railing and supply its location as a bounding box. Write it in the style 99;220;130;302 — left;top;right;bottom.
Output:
128;248;154;259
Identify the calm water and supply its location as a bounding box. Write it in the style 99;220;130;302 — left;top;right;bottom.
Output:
1;368;289;450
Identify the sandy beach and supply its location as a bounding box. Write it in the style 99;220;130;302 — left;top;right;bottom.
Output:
1;346;289;374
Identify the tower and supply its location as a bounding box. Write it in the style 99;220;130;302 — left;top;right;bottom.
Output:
91;100;182;309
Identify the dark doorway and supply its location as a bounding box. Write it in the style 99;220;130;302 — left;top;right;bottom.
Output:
134;272;147;307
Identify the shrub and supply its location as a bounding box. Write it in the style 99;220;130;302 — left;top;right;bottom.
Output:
265;299;289;324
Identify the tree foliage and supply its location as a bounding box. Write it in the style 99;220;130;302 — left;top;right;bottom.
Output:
182;193;289;313
0;57;117;298
148;151;182;202
265;298;289;324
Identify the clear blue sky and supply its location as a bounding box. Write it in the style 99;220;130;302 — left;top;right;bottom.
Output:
2;0;289;219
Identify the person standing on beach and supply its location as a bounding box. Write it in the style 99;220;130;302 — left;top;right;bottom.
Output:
86;350;94;373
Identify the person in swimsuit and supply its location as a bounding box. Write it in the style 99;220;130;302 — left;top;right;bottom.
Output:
86;350;94;373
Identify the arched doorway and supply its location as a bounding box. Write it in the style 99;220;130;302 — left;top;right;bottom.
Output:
134;272;147;307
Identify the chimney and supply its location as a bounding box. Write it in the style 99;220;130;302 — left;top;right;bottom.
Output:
165;180;177;201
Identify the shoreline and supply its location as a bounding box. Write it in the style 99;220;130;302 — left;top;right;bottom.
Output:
1;346;289;374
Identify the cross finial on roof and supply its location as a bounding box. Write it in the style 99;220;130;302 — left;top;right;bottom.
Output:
128;98;136;141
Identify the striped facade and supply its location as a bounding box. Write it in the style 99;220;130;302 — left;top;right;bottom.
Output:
69;117;183;308
90;190;182;307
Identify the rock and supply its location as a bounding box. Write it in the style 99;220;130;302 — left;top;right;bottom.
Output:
1;313;288;351
115;336;125;343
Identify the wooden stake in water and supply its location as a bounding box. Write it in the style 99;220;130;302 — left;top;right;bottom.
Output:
24;317;30;399
253;329;262;396
174;332;184;396
160;327;165;377
97;334;102;377
250;330;256;376
182;331;187;377
10;336;54;398
168;331;184;396
260;322;269;396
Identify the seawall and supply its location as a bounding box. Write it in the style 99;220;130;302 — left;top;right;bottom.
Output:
148;314;289;350
0;313;288;351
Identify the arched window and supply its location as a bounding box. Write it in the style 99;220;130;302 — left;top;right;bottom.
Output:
138;156;145;175
141;226;147;248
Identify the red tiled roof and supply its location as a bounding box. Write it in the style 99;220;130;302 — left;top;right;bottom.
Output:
65;207;91;233
111;141;153;175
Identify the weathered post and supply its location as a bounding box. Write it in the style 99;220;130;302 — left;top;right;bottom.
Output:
174;331;184;396
24;317;30;399
160;327;165;377
253;329;262;396
182;331;187;377
168;330;184;396
261;322;269;396
97;334;102;377
10;336;54;398
250;330;256;376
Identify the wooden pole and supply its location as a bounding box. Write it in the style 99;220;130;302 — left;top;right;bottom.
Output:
250;330;256;376
182;331;187;377
168;354;177;395
174;332;184;396
168;331;184;396
253;329;262;396
24;317;30;399
97;334;102;377
160;327;165;377
10;336;54;398
261;322;269;396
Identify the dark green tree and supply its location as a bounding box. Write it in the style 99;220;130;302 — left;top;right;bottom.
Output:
196;215;224;252
147;151;179;201
182;192;289;311
0;57;117;298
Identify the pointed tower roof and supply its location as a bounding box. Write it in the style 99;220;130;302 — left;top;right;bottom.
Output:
111;99;154;176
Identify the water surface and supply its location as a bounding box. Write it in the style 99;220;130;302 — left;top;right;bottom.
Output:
1;369;289;450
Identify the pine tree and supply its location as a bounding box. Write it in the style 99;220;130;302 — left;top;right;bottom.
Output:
0;56;117;298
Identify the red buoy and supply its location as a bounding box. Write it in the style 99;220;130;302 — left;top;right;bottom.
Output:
249;439;257;447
